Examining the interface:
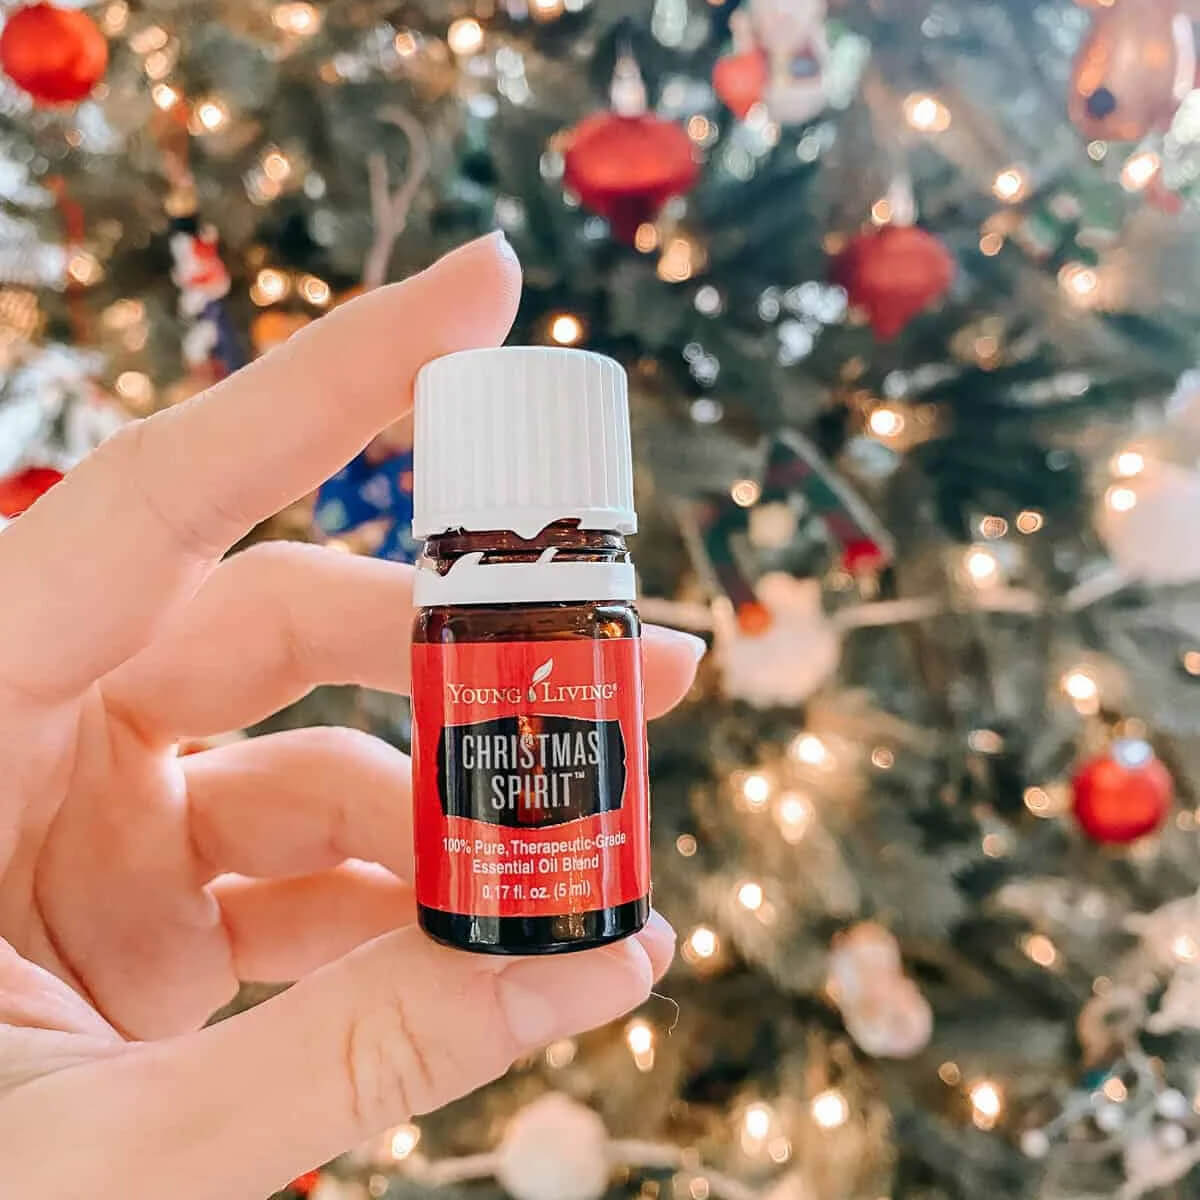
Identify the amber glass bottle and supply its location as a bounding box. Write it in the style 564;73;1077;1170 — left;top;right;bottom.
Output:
410;348;649;954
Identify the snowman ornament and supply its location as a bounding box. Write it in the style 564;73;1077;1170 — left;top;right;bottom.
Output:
731;0;831;125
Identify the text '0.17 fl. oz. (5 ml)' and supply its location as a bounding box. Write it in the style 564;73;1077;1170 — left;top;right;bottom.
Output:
409;346;650;954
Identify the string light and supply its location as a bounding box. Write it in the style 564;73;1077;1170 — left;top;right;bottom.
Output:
736;881;764;911
389;1124;420;1160
962;546;1000;587
634;223;659;253
969;1081;1003;1129
548;313;585;346
1087;140;1108;161
1022;933;1058;968
871;746;895;769
1172;933;1198;962
870;197;893;226
102;2;128;35
979;515;1007;539
992;167;1028;203
394;30;419;56
684;926;719;963
151;83;179;110
1184;651;1200;676
688;115;713;143
1111;450;1145;478
447;18;485;56
261;148;293;183
545;1038;577;1067
144;50;172;80
676;833;698;857
1016;509;1044;534
868;406;905;438
67;251;103;286
979;231;1004;257
192;96;231;133
115;371;154;407
1120;150;1161;192
938;1061;962;1086
1102;1077;1128;1103
658;237;701;283
1061;667;1099;711
742;1102;773;1144
775;792;813;842
1058;262;1099;303
299;275;331;307
903;92;951;133
1024;786;1054;817
811;1088;849;1129
129;24;169;53
251;268;290;306
768;1137;791;1164
531;0;566;16
1105;485;1137;513
741;773;771;809
625;1019;656;1071
272;2;321;35
368;1175;388;1198
730;478;761;507
790;732;829;766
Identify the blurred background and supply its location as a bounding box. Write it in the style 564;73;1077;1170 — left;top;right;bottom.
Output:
8;0;1200;1196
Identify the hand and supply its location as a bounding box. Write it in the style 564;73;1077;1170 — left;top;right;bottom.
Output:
0;234;702;1199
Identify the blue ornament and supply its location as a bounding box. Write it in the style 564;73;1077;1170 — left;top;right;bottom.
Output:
314;449;420;563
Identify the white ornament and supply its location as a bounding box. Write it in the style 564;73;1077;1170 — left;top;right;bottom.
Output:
1020;1129;1050;1159
731;0;830;125
496;1093;610;1200
826;922;933;1059
1100;462;1200;584
715;573;840;708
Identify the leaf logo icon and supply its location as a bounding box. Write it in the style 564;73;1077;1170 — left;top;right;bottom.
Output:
528;657;554;701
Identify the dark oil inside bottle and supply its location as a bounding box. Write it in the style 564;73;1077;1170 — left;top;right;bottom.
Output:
413;522;650;954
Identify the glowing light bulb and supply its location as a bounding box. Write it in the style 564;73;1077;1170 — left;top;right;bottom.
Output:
299;274;332;307
634;223;660;253
545;1038;577;1067
389;1123;420;1160
775;792;813;842
790;733;828;767
1061;668;1098;704
251;268;290;307
549;313;584;346
730;478;761;507
272;1;321;35
447;18;485;56
737;881;764;911
743;1102;772;1140
1016;509;1044;534
394;30;418;56
969;1081;1003;1129
1172;933;1198;962
992;167;1028;203
626;1019;654;1055
151;83;179;110
676;833;698;857
868;407;905;438
1112;450;1145;478
1059;262;1099;302
963;546;999;586
261;148;292;183
687;926;719;960
979;231;1004;257
1102;1077;1128;1102
129;24;169;53
1121;151;1161;192
741;773;771;809
531;0;566;16
193;97;230;133
67;251;103;286
658;237;700;283
115;371;154;407
1106;485;1137;513
1022;933;1058;968
903;92;951;133
811;1088;849;1129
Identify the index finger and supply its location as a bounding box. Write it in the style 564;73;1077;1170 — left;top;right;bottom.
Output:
0;234;521;701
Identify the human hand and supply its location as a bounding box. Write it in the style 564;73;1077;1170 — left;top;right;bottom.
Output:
0;234;702;1199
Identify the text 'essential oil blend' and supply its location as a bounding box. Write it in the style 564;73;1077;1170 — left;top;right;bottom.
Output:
410;346;650;954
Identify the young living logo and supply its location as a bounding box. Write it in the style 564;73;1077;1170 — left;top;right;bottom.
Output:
446;659;619;706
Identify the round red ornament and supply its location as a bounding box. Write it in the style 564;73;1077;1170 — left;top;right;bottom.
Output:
0;3;108;106
1071;739;1172;844
0;465;63;518
286;1170;322;1195
831;225;955;340
841;537;887;574
563;112;700;243
713;48;768;120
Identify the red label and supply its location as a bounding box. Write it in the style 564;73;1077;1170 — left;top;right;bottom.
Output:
412;637;649;919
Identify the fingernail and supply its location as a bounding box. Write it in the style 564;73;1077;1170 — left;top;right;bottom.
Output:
497;940;654;1048
437;230;518;268
657;628;707;662
638;910;677;979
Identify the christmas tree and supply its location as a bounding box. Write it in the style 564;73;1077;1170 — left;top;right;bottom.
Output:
6;0;1200;1196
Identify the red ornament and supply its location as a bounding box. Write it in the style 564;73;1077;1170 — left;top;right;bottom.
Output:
0;466;63;518
736;599;773;636
563;113;700;243
713;48;768;120
0;3;108;106
1071;740;1172;844
841;538;887;574
831;225;955;340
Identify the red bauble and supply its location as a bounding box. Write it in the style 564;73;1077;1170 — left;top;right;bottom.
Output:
563;112;700;243
713;48;768;120
831;225;955;340
0;3;108;106
0;466;63;518
286;1170;322;1196
1071;740;1173;844
841;538;887;574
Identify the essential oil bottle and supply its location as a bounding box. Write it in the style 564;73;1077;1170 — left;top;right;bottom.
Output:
410;346;650;954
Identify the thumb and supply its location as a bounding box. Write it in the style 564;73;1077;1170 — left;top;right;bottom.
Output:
3;916;674;1200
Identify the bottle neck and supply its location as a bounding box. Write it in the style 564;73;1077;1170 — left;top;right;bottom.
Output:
415;521;636;608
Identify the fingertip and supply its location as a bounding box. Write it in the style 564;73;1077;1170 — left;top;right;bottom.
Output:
643;624;707;718
637;910;677;982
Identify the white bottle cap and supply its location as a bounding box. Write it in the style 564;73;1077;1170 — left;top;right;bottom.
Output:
412;346;636;540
